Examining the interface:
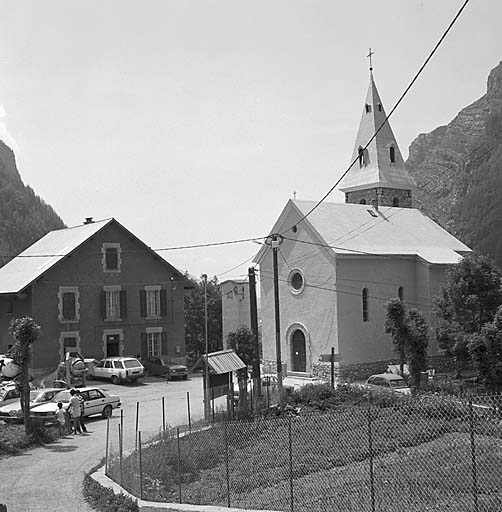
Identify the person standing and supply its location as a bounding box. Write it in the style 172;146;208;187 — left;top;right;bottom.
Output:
75;389;88;433
69;389;81;434
56;402;67;436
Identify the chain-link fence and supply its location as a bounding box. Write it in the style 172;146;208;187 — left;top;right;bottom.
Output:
105;393;502;511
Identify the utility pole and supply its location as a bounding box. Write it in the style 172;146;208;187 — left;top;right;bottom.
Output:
271;234;283;394
202;274;210;419
248;267;261;396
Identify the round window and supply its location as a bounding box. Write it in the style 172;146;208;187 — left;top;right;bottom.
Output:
288;270;305;294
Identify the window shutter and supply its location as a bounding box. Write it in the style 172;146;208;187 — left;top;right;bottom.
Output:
160;289;168;317
141;332;148;358
139;290;146;318
161;332;168;356
100;291;106;320
120;290;127;319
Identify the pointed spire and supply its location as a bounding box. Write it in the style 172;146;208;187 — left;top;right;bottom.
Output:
337;72;416;205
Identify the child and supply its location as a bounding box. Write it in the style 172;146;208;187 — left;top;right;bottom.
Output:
56;402;67;436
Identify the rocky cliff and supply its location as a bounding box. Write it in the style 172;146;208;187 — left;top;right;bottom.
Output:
407;61;502;266
0;140;65;267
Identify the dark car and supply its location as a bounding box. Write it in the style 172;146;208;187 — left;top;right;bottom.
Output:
140;357;170;378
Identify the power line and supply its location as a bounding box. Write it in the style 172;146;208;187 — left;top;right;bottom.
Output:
282;0;471;235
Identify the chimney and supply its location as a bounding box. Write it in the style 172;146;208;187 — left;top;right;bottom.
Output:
84;217;94;224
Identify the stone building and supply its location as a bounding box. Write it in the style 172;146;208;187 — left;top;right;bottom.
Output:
254;72;471;378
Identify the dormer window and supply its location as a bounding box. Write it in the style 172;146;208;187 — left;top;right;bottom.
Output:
389;146;395;163
365;103;371;113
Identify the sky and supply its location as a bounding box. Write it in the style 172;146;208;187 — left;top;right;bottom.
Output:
0;0;500;282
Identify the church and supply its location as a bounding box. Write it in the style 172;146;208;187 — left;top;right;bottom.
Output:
253;71;471;378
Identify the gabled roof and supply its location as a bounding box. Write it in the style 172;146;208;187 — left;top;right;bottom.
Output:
337;73;416;193
254;200;471;265
0;218;188;294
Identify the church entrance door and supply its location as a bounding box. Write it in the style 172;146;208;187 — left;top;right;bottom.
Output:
291;329;306;372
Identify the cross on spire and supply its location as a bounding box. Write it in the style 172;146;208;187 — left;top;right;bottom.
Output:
293;190;297;200
367;47;375;72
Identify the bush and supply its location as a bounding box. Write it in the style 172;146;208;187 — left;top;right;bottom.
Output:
83;473;139;512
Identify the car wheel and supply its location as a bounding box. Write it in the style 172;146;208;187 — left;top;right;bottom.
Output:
110;375;119;385
102;405;113;418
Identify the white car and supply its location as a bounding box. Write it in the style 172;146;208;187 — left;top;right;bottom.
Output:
0;383;21;408
365;373;411;395
30;386;121;422
0;387;61;423
90;357;144;384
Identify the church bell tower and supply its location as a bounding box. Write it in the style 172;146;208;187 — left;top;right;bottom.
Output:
338;53;415;208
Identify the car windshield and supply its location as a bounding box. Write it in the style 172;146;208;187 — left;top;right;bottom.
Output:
30;390;47;402
389;379;407;388
124;359;141;369
52;390;71;403
0;387;14;399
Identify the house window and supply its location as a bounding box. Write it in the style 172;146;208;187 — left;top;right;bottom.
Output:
102;286;126;320
102;243;122;273
393;197;400;207
146;287;161;318
390;146;395;163
58;331;81;360
147;331;161;357
398;286;404;301
288;269;305;295
362;288;369;322
140;287;168;318
58;287;80;323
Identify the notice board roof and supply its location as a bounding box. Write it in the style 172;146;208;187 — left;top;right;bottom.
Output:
202;349;246;374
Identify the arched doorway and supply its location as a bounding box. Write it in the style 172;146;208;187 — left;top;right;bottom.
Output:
291;329;306;372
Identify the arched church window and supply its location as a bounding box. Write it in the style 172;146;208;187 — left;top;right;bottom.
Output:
359;199;366;205
362;288;369;322
390;146;395;163
358;146;364;167
392;197;400;207
398;286;404;301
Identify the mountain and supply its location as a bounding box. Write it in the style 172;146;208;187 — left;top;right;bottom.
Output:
0;140;65;267
407;61;502;266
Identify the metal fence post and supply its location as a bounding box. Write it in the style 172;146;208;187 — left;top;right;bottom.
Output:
162;396;166;438
177;427;182;504
288;416;294;512
105;416;110;476
135;401;140;450
138;431;143;500
187;391;192;432
224;419;231;507
469;399;479;512
119;424;123;487
367;406;375;512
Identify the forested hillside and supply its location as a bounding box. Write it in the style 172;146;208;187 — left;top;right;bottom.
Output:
0;140;65;267
407;61;502;267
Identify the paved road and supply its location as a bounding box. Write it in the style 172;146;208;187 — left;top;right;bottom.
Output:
0;375;206;512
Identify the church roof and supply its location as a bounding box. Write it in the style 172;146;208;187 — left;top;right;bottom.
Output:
254;200;471;264
337;73;416;193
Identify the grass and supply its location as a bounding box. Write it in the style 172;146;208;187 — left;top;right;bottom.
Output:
108;386;502;511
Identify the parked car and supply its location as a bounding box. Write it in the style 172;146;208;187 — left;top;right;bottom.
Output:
89;357;144;384
365;373;411;395
0;387;61;423
140;356;170;378
0;383;21;408
30;386;120;422
167;361;189;380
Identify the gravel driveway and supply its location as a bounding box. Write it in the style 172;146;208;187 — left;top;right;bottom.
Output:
0;375;205;512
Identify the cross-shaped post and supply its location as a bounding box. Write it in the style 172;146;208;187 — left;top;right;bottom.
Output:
367;47;375;72
293;190;297;200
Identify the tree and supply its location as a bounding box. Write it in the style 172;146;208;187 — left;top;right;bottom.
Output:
184;275;222;363
385;299;407;376
406;309;429;390
7;317;41;436
434;252;502;371
385;300;429;391
468;305;502;391
227;326;259;411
